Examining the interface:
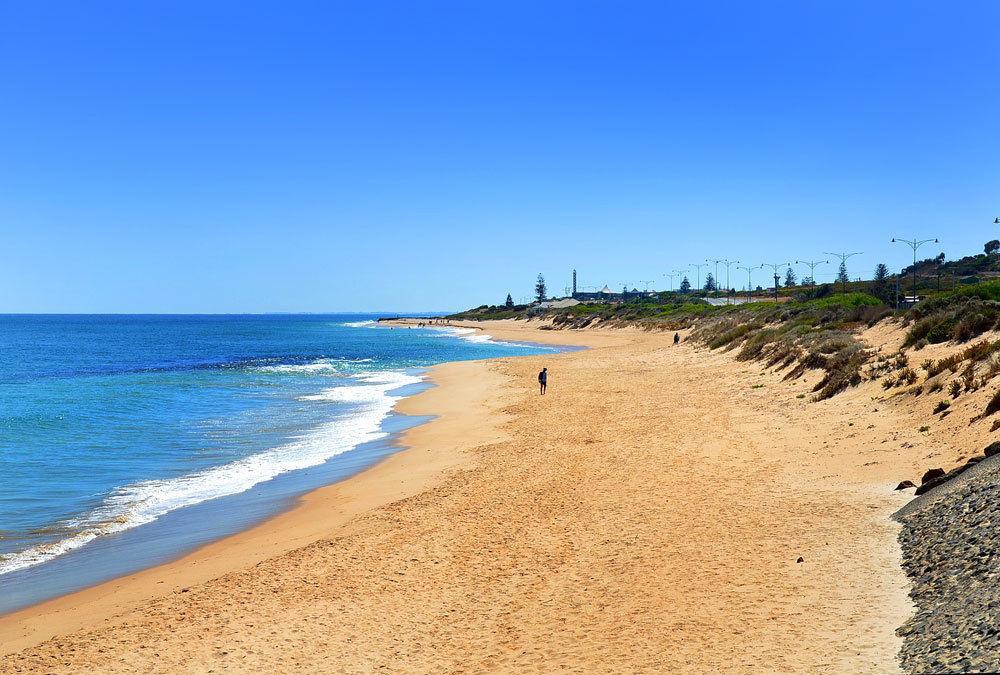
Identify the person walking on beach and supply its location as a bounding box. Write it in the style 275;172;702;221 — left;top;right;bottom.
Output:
538;367;547;395
674;332;680;345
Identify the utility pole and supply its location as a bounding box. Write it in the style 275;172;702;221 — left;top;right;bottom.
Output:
689;263;707;295
736;264;756;303
761;262;789;301
795;259;828;288
891;237;938;306
823;251;863;294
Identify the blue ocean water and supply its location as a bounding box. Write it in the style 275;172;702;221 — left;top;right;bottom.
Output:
0;314;552;606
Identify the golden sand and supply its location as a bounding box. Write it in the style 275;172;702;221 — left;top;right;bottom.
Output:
1;320;932;672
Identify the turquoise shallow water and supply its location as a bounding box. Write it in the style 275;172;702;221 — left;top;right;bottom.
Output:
0;314;554;610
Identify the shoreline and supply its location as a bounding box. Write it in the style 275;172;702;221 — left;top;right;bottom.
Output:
2;319;914;671
0;320;604;657
0;376;432;616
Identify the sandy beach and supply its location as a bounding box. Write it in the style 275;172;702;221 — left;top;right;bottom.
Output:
0;319;924;672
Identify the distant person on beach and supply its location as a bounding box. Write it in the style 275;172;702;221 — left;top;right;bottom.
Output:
538;367;547;395
674;332;680;345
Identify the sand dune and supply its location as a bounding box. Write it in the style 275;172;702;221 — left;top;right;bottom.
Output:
1;320;922;672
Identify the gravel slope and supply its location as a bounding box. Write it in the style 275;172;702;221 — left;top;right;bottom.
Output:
895;454;1000;673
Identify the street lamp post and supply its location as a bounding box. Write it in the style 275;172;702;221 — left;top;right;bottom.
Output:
823;251;863;294
689;263;707;294
706;259;724;295
795;259;829;288
722;260;739;305
722;259;739;294
662;273;677;291
761;262;790;301
671;269;687;295
891;237;939;306
736;265;755;303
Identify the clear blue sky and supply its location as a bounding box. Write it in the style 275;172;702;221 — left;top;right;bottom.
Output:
2;1;998;312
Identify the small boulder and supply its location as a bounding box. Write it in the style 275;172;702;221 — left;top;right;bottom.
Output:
895;480;916;490
984;441;1000;458
796;557;804;563
914;463;977;496
920;468;945;484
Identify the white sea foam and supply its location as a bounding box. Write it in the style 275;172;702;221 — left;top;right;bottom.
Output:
252;358;373;375
0;370;423;577
339;320;378;328
428;326;542;348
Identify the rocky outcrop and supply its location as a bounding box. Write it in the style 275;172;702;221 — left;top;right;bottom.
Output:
895;451;1000;673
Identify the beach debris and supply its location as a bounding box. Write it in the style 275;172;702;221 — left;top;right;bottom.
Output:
796;556;804;563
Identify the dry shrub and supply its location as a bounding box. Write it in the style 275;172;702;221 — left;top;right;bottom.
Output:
701;321;758;350
812;346;869;401
962;363;978;392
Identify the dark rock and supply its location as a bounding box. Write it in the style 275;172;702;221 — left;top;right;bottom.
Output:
915;463;979;496
796;557;804;563
985;441;1000;458
921;468;945;484
896;480;917;490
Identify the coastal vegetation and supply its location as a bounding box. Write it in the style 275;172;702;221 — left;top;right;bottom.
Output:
450;245;1000;411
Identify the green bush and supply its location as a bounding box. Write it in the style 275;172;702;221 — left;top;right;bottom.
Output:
925;317;958;344
802;293;884;310
950;280;1000;302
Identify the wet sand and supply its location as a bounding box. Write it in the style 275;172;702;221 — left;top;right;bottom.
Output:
1;320;914;672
